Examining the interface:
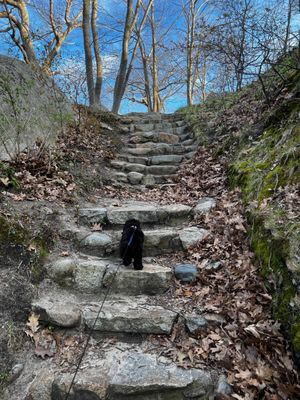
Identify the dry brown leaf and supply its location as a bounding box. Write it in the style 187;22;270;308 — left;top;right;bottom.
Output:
26;312;40;333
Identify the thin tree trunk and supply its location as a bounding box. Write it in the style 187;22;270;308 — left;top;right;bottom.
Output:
112;0;137;113
83;0;95;105
283;0;292;54
186;0;196;106
91;0;103;103
139;39;153;111
150;2;160;112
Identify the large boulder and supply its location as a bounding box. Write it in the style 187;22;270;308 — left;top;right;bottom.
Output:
0;55;73;160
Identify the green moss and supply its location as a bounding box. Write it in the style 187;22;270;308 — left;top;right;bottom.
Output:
250;214;300;360
0;216;29;245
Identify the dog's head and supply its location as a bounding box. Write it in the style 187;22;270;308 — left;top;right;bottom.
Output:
123;218;141;231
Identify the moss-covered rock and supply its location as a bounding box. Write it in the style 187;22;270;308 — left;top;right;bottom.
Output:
229;101;300;360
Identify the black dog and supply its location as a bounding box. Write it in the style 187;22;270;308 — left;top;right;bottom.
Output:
119;219;144;270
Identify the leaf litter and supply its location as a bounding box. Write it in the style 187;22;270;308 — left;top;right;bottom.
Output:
98;145;300;399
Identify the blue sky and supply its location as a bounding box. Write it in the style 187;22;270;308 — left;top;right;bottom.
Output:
0;0;299;114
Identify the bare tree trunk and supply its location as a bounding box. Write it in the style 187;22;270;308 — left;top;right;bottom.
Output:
112;0;139;113
235;0;249;91
185;0;197;106
149;2;161;112
83;0;95;105
138;39;153;111
91;0;103;103
283;0;292;54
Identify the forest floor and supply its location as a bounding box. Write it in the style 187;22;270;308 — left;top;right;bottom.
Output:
0;108;299;399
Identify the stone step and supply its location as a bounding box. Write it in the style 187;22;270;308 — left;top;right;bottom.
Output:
79;201;193;226
179;132;194;141
45;256;172;295
129;131;180;145
26;351;228;400
33;291;177;334
111;161;179;176
181;138;196;146
112;172;177;185
78;226;209;257
118;154;184;166
134;124;186;134
124;143;197;156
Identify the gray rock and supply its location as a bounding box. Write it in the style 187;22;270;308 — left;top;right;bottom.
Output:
124;163;147;173
159;204;192;223
78;207;107;225
136;123;155;132
80;232;112;256
147;165;178;175
26;369;55;400
179;227;209;249
75;260;108;291
206;261;222;271
216;374;232;395
111;160;125;169
109;353;214;399
185;314;208;334
194;197;216;215
46;257;76;282
8;364;24;383
107;204;158;225
174;264;197;283
151;155;183;165
105;263;172;295
0;55;73;160
83;299;177;334
142;175;156;186
114;172;128;183
33;297;81;327
144;228;182;256
127;171;144;184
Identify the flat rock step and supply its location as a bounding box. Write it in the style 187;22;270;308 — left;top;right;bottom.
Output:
46;256;172;295
26;351;229;400
129;131;180;144
79;201;193;226
114;172;178;186
78;226;209;257
118;154;185;166
111;161;179;176
134;124;186;134
125;143;198;156
33;292;177;334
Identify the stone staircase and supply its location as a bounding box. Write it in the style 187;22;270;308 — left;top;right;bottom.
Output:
16;114;232;400
111;113;197;187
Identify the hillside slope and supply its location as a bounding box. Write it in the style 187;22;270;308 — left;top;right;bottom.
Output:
182;59;300;361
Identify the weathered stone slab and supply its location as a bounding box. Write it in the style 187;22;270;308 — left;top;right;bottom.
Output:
194;197;216;215
159;204;192;222
127;171;144;184
144;228;182;256
33;296;81;327
107;204;158;225
83;299;177;334
124;163;147;173
80;232;113;256
185;314;208;334
174;264;198;282
78;207;107;225
151;155;183;165
147;165;178;175
105;263;172;295
108;353;215;398
179;227;209;249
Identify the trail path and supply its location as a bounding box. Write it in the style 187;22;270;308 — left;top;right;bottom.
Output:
3;113;297;400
